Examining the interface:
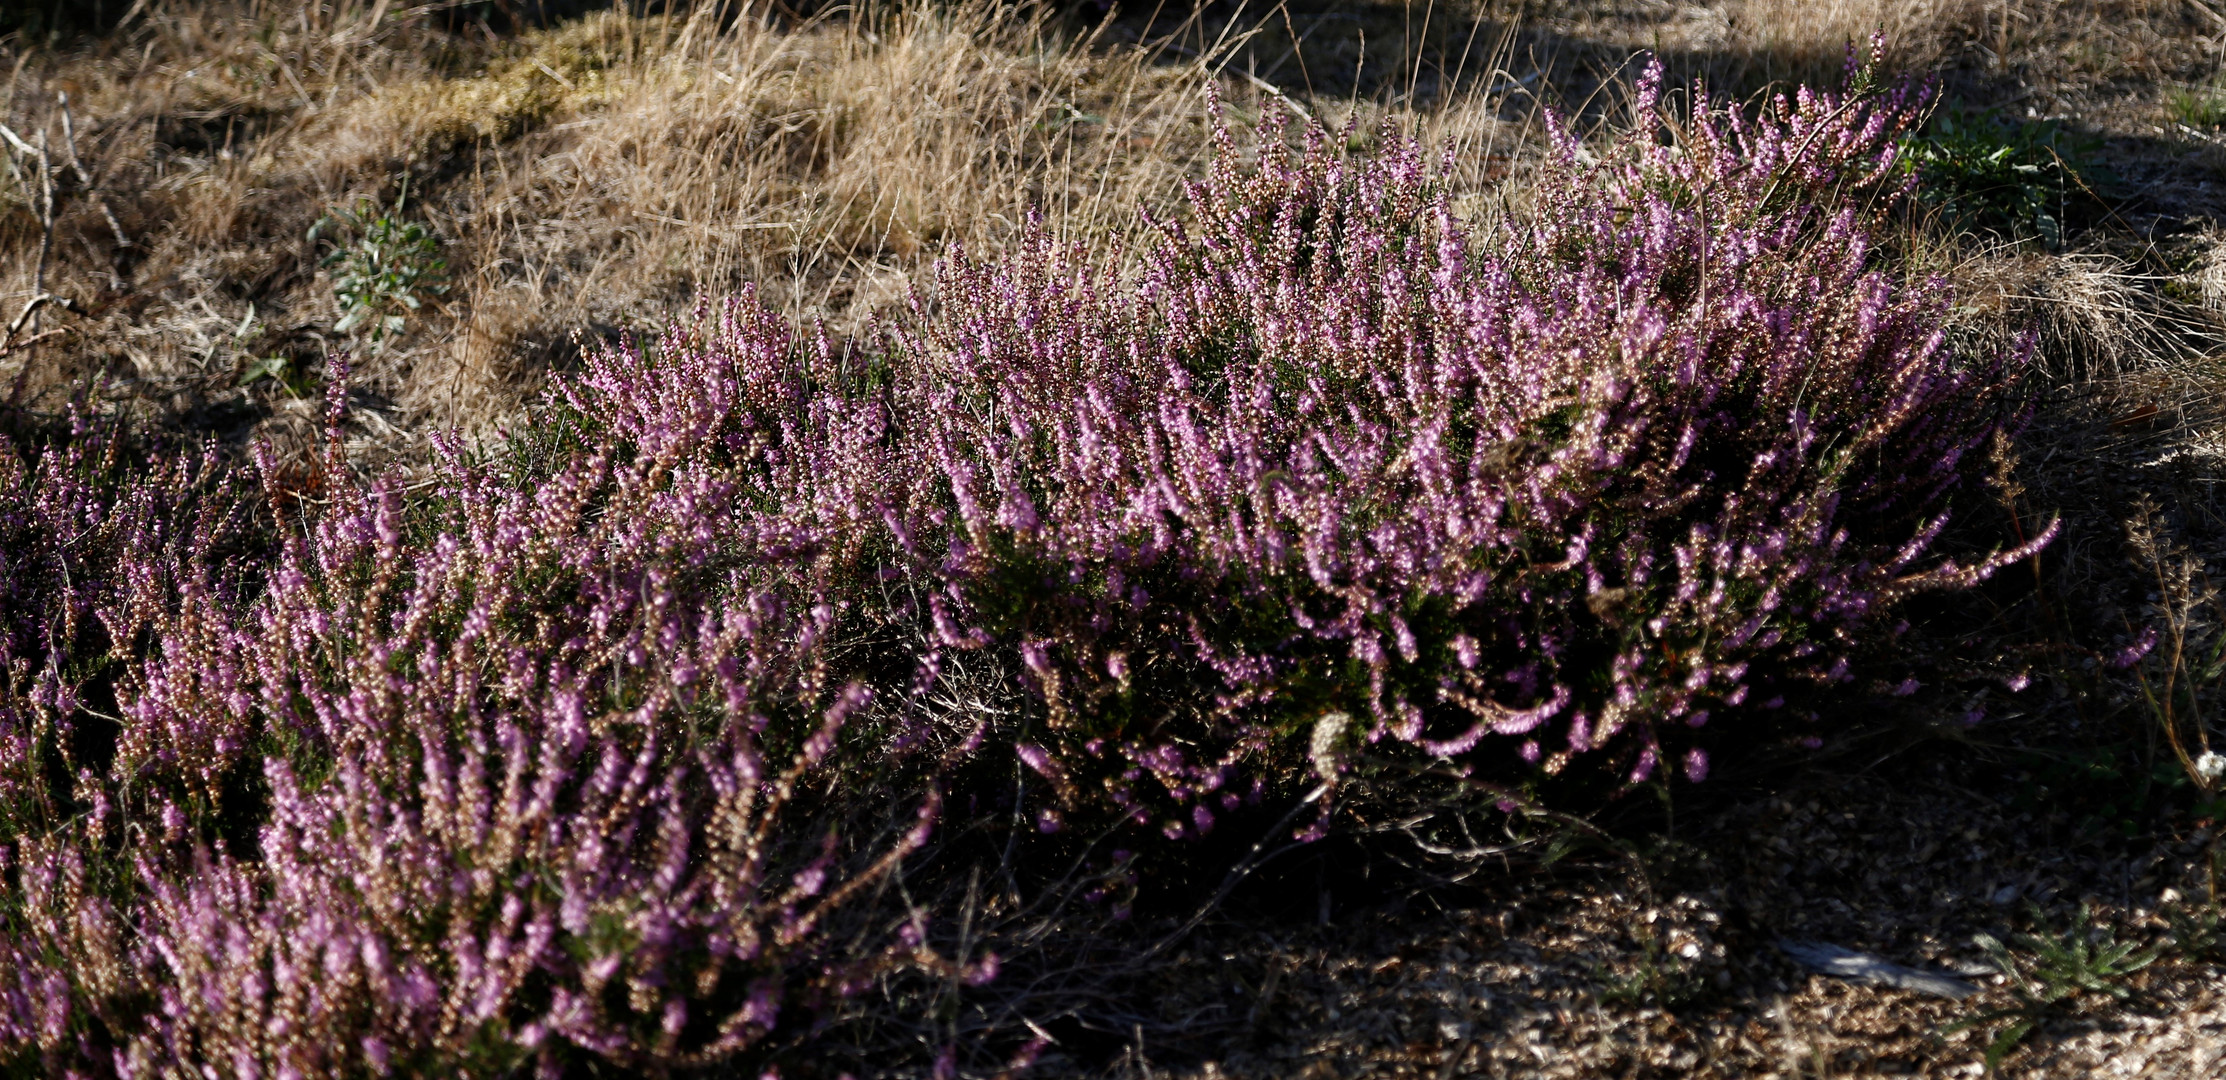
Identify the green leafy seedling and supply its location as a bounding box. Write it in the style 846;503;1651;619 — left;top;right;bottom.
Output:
1945;904;2158;1074
309;191;450;349
2161;896;2226;962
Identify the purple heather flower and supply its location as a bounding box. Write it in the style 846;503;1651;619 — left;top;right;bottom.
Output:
2109;627;2160;670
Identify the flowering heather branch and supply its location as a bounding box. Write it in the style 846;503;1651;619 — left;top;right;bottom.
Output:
0;400;260;1072
1615;38;1933;216
106;417;959;1073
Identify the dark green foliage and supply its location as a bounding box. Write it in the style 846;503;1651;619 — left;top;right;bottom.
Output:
308;194;451;347
1902;106;2114;248
1946;905;2159;1074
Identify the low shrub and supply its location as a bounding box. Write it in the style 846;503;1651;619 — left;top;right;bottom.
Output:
0;377;957;1074
669;58;2052;839
0;54;2053;1074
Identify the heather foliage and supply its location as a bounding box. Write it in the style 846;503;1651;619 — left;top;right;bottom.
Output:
0;57;2054;1075
852;60;2049;835
0;377;957;1074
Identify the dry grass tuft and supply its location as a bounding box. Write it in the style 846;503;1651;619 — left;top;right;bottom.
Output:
0;1;1245;452
359;0;1237;437
1730;0;1990;82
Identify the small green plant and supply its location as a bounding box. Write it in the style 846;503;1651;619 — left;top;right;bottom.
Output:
2008;747;2196;841
1946;905;2159;1074
2163;898;2225;961
308;192;449;348
1594;928;1708;1009
1901;105;2112;248
2169;82;2226;129
236;353;313;397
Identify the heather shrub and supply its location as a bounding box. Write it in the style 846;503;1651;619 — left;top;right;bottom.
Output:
112;449;947;1074
0;404;260;1068
525;61;2055;848
824;64;2050;838
0;55;2062;1076
0;374;961;1074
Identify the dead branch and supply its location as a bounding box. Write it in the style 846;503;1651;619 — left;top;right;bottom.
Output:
0;293;81;355
0;328;72;358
